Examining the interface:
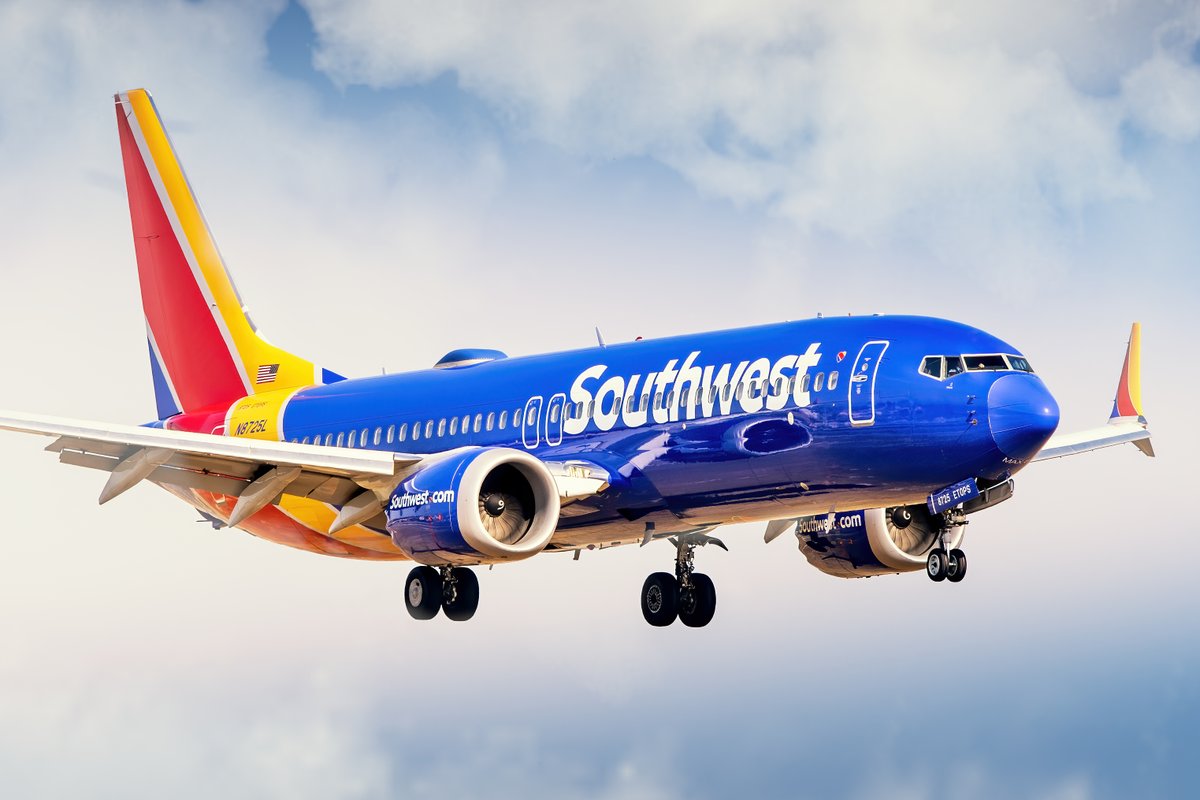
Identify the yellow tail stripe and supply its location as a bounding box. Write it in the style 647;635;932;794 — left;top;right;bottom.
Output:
1127;322;1143;415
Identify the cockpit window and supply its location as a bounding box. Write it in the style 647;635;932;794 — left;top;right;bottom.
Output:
920;353;1032;380
964;354;1009;371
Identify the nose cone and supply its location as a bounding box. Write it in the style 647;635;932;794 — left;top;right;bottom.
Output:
988;374;1060;462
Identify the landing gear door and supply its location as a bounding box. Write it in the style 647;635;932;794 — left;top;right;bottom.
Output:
522;396;544;449
849;340;889;427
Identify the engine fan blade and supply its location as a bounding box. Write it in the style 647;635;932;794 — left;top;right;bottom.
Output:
479;492;531;544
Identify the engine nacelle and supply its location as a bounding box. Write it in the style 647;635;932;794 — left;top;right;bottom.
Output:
386;448;561;566
795;504;965;579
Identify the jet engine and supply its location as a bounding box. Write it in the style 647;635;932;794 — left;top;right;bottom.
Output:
386;448;560;565
795;503;965;579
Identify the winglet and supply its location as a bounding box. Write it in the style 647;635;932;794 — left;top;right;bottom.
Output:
1033;323;1153;462
1111;322;1144;421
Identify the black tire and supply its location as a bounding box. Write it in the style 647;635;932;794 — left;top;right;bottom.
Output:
926;548;949;582
947;549;968;583
443;567;480;622
405;566;443;620
679;572;717;628
641;572;679;627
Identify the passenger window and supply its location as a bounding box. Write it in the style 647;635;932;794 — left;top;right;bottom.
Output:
336;432;345;447
828;371;839;391
800;374;811;392
398;423;408;442
722;384;731;402
627;395;635;413
514;409;523;428
709;386;718;403
487;411;496;430
653;393;662;410
641;394;650;411
348;430;357;448
437;419;446;437
667;390;675;408
450;416;458;435
425;421;434;438
471;414;481;433
814;372;825;392
945;357;965;377
412;423;420;442
300;436;309;445
323;433;332;446
735;384;744;399
387;425;395;444
788;376;796;394
680;388;690;406
499;410;508;429
373;428;381;446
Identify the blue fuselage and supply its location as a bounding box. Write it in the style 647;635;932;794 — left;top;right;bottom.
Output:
277;315;1060;546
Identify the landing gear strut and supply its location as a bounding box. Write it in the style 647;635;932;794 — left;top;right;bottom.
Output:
926;510;968;584
640;533;725;628
405;565;480;621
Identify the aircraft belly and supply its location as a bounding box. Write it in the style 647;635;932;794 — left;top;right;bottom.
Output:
156;483;407;561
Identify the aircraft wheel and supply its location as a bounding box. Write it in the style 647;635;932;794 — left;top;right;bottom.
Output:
679;573;717;628
926;548;949;583
443;567;480;622
946;549;968;583
405;566;443;620
641;572;679;627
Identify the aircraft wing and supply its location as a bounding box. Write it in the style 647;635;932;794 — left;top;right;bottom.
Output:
0;409;426;530
1033;416;1153;462
1033;322;1154;463
0;409;613;531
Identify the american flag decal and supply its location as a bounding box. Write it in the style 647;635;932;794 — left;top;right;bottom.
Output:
256;364;280;385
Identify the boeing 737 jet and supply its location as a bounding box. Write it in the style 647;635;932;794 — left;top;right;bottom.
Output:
0;91;1154;627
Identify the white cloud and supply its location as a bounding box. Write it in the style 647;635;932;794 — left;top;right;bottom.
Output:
0;3;1196;796
303;0;1200;274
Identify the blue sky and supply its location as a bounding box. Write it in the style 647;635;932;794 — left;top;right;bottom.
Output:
0;1;1197;797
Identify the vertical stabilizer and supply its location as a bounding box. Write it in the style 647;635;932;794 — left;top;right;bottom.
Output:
114;89;341;419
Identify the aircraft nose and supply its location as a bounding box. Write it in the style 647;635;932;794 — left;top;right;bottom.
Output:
987;373;1060;462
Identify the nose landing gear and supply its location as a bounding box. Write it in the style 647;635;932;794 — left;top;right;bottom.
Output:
639;532;726;627
925;510;968;584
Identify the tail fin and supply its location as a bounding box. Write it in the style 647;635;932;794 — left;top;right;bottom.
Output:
114;89;342;419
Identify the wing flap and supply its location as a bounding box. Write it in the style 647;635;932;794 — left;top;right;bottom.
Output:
1;410;422;508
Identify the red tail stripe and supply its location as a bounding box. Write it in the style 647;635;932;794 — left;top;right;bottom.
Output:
117;106;245;412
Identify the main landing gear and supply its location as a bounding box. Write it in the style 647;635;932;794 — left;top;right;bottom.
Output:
405;565;480;622
925;510;968;584
640;533;726;628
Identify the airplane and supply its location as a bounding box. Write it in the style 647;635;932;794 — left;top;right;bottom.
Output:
0;90;1154;628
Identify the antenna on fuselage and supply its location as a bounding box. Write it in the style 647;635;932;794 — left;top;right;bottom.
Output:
595;327;607;348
